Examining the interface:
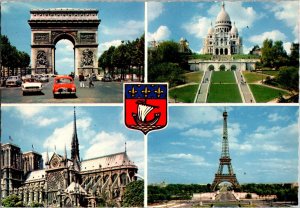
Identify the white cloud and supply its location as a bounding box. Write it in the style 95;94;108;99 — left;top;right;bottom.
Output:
249;30;287;45
98;40;122;56
182;16;211;39
14;106;48;118
267;113;287;122
43;118;92;153
269;1;299;42
39;118;59;127
148;2;164;22
181;128;213;138
1;2;39;13
283;42;292;55
168;153;193;159
170;142;186;146
102;20;144;40
148;25;171;41
56;39;74;53
169;107;223;130
237;123;298;153
85;131;144;175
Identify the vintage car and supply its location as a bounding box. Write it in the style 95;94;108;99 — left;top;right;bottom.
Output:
52;75;76;98
21;78;43;95
39;75;49;82
6;76;22;87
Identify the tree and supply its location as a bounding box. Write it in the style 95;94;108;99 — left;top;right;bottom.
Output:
155;41;181;63
272;40;288;69
219;65;226;71
0;34;30;76
1;194;23;207
122;180;144;207
261;39;274;67
276;66;298;91
148;62;184;87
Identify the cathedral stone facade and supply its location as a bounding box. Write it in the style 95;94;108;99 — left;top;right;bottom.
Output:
0;109;138;207
203;2;243;55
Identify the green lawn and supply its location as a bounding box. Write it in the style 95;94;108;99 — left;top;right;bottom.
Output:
169;84;199;103
243;71;268;83
207;84;242;103
184;71;203;83
249;84;288;102
260;70;279;76
211;71;236;83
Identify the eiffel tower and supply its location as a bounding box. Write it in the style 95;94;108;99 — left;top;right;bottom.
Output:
211;110;240;191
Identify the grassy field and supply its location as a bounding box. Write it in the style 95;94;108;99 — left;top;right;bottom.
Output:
207;84;242;103
211;71;236;83
260;70;279;76
169;84;199;103
243;71;268;83
184;71;203;83
249;84;288;102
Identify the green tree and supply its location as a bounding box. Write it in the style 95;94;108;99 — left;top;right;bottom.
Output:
219;65;226;71
261;39;274;67
148;62;184;87
276;66;298;91
272;40;288;69
1;194;23;207
155;41;181;63
122;180;144;207
289;42;299;67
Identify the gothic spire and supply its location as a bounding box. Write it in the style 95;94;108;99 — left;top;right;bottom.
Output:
46;148;49;165
71;107;80;161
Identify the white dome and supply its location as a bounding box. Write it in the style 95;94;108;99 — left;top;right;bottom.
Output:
230;22;238;34
208;25;214;35
216;2;231;23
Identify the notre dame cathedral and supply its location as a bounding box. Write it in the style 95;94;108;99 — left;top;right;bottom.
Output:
0;108;138;207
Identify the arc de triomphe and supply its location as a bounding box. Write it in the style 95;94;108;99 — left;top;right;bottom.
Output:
28;8;100;76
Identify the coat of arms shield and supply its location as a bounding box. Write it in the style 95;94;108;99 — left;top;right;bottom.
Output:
124;83;168;135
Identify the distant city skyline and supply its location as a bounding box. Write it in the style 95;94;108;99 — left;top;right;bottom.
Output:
148;106;298;184
1;1;144;74
148;1;298;54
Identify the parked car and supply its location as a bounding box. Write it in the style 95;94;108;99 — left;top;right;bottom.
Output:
102;73;112;82
6;76;22;87
21;78;43;95
40;75;49;82
52;76;76;98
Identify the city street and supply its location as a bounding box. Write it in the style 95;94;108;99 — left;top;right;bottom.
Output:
1;77;124;103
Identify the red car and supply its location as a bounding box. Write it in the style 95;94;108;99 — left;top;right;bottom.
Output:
52;76;76;98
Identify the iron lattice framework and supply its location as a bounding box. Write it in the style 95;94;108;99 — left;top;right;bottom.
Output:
211;110;240;191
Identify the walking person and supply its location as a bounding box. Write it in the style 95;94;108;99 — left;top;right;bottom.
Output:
88;73;94;88
79;72;85;88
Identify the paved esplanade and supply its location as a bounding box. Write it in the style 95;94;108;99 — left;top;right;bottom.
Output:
1;77;123;103
235;70;256;103
195;70;212;103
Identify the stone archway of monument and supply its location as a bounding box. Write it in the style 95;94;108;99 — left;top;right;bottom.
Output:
28;8;100;76
54;39;75;75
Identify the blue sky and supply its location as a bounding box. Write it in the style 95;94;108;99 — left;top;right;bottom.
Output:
148;1;299;54
148;106;298;184
1;106;144;177
1;1;144;74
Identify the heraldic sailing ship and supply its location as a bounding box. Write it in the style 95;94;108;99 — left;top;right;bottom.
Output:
125;83;168;135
